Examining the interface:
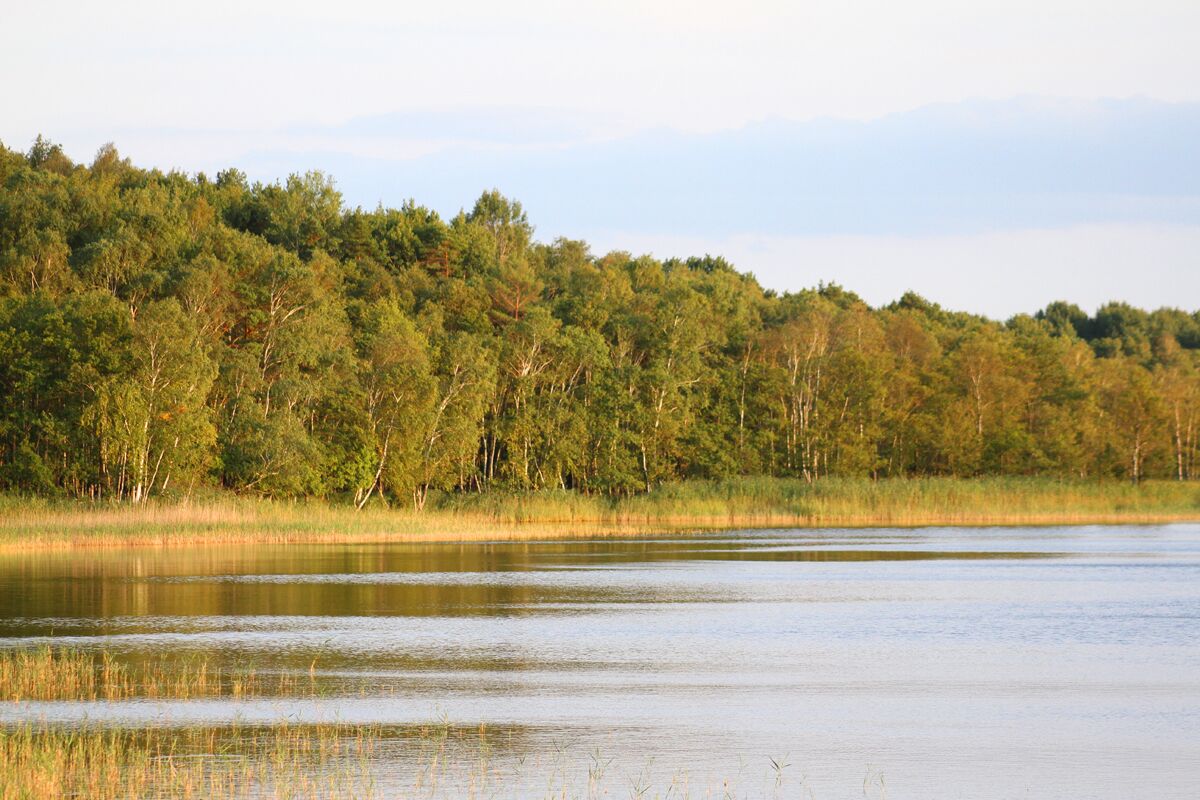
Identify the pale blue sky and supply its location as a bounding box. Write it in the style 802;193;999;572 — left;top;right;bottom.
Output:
2;0;1198;317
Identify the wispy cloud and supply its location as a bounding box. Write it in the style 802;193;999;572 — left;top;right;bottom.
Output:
226;96;1200;238
598;223;1200;318
282;107;608;147
20;96;1194;318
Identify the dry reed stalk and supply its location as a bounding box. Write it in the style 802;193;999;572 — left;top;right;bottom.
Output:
0;647;321;702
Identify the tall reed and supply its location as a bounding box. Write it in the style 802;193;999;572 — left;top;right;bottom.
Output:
0;647;316;702
0;721;378;800
1;477;1196;550
1;653;864;800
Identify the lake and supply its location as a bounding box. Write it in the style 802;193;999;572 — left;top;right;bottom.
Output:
2;525;1198;798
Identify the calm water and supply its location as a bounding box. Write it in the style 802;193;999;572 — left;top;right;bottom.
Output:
2;525;1199;798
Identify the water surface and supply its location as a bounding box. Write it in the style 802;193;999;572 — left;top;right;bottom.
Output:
2;525;1198;798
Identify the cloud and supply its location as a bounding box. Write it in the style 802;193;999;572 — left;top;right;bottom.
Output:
282;107;605;146
227;96;1200;238
9;95;1194;319
596;223;1200;319
7;0;1200;135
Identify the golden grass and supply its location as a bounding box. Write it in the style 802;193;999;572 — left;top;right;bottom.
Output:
0;718;705;800
0;647;317;702
0;714;788;800
0;721;379;800
0;647;474;800
1;477;1197;551
0;648;675;800
0;645;851;799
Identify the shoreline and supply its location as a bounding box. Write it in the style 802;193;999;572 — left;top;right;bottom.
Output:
2;478;1198;550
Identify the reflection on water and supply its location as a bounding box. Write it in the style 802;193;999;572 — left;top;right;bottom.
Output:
2;525;1199;799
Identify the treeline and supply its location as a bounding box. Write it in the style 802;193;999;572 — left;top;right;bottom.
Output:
0;138;1197;505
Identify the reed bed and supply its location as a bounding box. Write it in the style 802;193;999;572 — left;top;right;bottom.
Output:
1;477;1197;550
0;647;317;702
1;646;442;800
0;645;858;799
0;718;808;800
0;721;379;800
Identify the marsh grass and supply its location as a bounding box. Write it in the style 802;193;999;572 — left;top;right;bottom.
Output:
0;647;469;800
0;647;858;800
1;477;1197;550
0;718;742;800
0;647;319;702
0;721;379;800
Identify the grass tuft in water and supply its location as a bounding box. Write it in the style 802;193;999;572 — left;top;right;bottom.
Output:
0;721;378;800
0;647;319;702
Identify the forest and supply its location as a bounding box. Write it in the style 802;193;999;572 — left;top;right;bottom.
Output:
0;137;1197;507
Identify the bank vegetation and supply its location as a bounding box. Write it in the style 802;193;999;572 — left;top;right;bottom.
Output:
2;139;1198;512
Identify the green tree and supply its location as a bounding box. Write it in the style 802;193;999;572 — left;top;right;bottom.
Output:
355;300;434;508
86;300;216;501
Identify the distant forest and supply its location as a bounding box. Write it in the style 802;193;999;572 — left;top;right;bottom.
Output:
1;138;1197;504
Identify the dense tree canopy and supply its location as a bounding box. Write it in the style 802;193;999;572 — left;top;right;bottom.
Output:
1;138;1198;503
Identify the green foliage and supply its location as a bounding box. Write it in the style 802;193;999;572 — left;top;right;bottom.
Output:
1;138;1199;503
0;443;57;494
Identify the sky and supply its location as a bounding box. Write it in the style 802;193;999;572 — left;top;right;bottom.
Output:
2;0;1197;318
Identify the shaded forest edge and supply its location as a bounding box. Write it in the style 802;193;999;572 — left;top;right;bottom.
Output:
2;138;1199;516
2;477;1198;549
